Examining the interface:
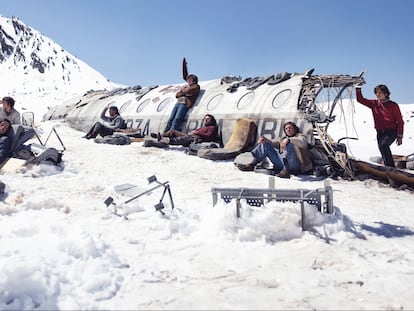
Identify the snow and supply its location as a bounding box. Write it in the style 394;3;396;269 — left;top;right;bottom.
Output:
1;97;414;310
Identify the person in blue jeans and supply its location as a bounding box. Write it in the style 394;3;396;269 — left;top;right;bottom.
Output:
163;74;200;133
251;121;313;178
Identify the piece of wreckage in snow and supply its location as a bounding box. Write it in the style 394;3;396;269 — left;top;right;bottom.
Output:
1;113;64;173
43;68;414;189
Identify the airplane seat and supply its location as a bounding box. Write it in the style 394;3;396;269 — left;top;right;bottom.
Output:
197;118;257;160
215;128;224;148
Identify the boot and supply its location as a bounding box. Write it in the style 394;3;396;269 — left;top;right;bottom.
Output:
168;137;179;145
159;137;170;144
277;158;290;179
169;136;192;147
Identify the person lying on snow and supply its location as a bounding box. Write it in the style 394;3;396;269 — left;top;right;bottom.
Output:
151;114;218;147
250;121;313;178
83;106;125;139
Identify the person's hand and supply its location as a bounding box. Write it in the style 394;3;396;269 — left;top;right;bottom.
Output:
354;81;364;88
280;137;289;150
257;136;266;144
178;87;186;97
396;137;403;145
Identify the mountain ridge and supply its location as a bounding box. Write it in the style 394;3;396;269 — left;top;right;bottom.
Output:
0;15;121;115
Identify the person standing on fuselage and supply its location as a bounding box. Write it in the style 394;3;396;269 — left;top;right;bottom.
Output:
356;84;404;167
163;74;200;133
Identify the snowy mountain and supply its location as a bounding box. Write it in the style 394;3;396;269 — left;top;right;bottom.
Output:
0;15;120;117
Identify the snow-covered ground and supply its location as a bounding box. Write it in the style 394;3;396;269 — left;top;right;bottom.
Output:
0;98;413;310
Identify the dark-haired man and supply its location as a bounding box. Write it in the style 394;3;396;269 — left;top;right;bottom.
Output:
356;84;404;167
250;121;313;178
163;74;200;133
83;106;125;139
0;96;21;125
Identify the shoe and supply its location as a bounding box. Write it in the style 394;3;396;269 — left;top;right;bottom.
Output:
277;167;290;179
82;135;91;139
159;137;170;144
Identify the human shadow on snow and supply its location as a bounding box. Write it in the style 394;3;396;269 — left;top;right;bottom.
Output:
360;221;414;238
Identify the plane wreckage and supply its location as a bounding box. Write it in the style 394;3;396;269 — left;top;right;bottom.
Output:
43;61;414;189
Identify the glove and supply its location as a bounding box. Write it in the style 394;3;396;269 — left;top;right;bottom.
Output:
354;80;364;88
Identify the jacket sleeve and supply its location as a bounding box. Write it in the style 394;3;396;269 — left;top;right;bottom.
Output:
185;84;201;97
392;103;404;137
176;84;201;108
290;134;313;173
104;116;124;129
100;107;110;122
11;110;21;124
289;134;308;149
0;136;11;164
356;88;376;109
270;137;281;149
112;116;125;129
194;125;216;140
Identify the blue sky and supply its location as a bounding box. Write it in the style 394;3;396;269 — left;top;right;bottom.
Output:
1;0;414;104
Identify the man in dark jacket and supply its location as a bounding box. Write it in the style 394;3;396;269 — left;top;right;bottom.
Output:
83;106;125;139
0;119;12;164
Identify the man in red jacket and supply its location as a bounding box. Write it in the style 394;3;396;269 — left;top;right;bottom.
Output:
152;114;218;147
356;84;404;167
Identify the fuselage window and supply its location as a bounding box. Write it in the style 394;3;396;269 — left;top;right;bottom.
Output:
120;99;132;113
157;97;172;112
272;89;292;110
237;92;255;110
207;94;223;111
137;99;151;113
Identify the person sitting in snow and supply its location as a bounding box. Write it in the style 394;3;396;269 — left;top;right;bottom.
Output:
0;96;21;125
0;119;12;164
151;114;219;147
249;121;313;178
83;105;125;139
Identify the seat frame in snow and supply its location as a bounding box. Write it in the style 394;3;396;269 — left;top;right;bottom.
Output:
4;112;65;168
211;179;334;230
